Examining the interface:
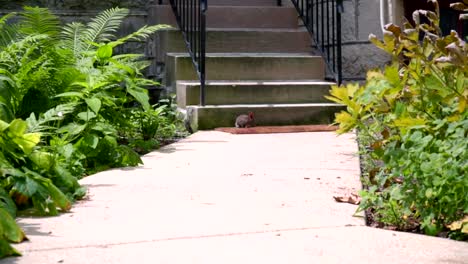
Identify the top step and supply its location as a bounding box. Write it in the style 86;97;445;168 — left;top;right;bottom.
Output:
157;0;280;6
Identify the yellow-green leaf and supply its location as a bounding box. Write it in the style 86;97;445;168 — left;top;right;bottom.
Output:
326;85;349;105
335;111;356;134
393;117;426;128
13;133;41;154
29;151;55;170
85;98;102;114
459;96;467;113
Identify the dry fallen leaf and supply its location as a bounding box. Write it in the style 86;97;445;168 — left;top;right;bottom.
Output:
333;193;361;205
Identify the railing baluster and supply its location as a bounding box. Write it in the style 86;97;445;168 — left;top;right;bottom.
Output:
169;0;207;105
291;0;342;84
332;0;336;71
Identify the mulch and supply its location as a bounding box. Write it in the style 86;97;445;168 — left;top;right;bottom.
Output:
214;125;339;134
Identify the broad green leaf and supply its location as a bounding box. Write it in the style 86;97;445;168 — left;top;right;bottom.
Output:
85;98;102;114
55;92;84;99
126;86;150;111
57;123;86;136
0;119;9;132
26;170;71;211
393;117;426;128
96;44;113;60
77;111;97;121
13;176;39;197
0;208;26;243
394;101;406;117
425;188;434;198
7;119;28;137
13;133;41;155
29;151;55;170
0;239;21;258
46;184;71;211
118;145;143;166
83;134;99;149
0;188;16;218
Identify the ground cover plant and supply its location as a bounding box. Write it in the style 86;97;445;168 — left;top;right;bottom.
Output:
327;0;467;240
0;7;177;257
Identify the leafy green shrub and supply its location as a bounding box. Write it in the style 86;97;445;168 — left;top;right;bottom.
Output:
327;1;467;239
0;6;176;257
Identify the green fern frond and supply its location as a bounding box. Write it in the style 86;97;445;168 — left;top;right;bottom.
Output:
109;24;171;48
0;13;18;48
0;12;16;27
82;7;129;51
61;22;86;57
19;6;60;38
26;103;77;133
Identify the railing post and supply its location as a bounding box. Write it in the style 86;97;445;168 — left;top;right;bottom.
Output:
277;0;282;6
200;0;207;106
336;0;343;84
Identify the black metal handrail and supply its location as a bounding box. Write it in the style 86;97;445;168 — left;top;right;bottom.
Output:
166;0;207;105
290;0;343;84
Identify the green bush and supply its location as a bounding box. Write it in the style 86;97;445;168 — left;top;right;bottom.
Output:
327;1;467;239
0;6;176;257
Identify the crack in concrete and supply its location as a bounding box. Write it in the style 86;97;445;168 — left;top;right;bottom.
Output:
27;224;365;252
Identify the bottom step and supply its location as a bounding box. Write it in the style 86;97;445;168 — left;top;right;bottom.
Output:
214;125;339;134
185;103;344;131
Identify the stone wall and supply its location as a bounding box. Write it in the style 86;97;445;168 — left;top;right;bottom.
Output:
1;0;392;81
0;0;149;10
339;0;391;81
0;0;158;80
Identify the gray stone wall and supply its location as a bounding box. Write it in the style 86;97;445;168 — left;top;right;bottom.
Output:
340;0;391;81
0;0;156;79
2;0;392;81
0;0;148;10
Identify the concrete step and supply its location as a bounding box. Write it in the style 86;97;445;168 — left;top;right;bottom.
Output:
185;103;344;130
157;0;280;6
165;53;325;93
177;80;334;107
158;28;312;55
149;5;299;29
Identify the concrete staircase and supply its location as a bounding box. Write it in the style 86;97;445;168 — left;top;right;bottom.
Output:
149;0;342;131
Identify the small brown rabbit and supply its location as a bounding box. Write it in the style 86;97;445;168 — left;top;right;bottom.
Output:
235;112;255;128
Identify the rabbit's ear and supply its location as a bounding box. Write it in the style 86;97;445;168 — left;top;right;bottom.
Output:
248;112;254;118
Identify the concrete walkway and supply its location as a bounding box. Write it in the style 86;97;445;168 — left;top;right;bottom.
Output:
2;131;468;264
